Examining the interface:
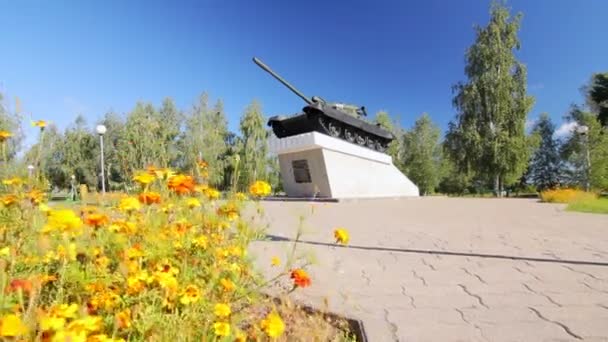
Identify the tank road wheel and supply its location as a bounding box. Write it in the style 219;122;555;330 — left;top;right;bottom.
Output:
344;128;356;143
318;117;342;138
327;120;342;138
375;140;387;153
366;136;376;150
355;131;366;146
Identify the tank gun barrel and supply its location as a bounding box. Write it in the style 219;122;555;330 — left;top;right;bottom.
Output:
253;57;312;105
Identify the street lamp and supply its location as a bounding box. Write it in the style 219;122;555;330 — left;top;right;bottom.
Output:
96;124;107;195
575;125;591;192
27;165;34;178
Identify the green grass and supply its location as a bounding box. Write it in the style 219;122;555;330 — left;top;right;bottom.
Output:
566;197;608;214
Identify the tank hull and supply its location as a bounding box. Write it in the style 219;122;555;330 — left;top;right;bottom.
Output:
268;103;394;153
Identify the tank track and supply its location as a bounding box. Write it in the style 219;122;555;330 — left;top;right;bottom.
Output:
315;114;389;153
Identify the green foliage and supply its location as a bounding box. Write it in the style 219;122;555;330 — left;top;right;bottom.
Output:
585;72;608;127
527;114;562;191
374;111;404;169
402;113;443;195
36;116;99;189
238;100;269;191
181;93;229;186
0;93;24;172
445;1;534;196
561;106;608;191
123;100;182;171
437;157;471;195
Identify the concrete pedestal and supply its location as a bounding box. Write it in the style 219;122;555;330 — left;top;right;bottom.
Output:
269;132;419;199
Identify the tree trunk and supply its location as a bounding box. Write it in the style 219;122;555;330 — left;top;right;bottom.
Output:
494;174;500;197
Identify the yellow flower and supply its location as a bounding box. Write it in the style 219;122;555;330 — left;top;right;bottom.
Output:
204;188;220;200
193;235;208;249
213;322;231;337
51;330;86;342
261;311;285;338
220;278;235;292
133;172;155;185
179;285;201;305
118;197;141;212
333;228;350;245
32;120;47;128
214;303;231;318
43;209;83;233
0;246;9;257
249;180;271;197
235;192;247;201
49;303;79;319
89;334;126;342
40;315;66;331
66;315;102;333
271;256;280;267
235;330;247;342
0;314;28;337
2;177;23;186
39;203;51;213
229;263;242;275
186;197;201;208
154;167;176;180
0;130;13;142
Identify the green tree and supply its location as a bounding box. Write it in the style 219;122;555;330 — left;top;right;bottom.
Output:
402;113;443;195
39;116;98;189
0;94;24;168
123;100;180;172
445;1;534;196
374;111;404;168
527;114;562;191
585;72;608;127
238;100;268;190
99;112;129;191
180;93;229;186
561;106;608;191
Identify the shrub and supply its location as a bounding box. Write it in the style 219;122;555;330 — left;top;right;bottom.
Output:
539;188;597;204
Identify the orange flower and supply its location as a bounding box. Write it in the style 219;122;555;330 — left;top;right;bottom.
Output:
0;130;12;143
115;308;131;329
84;213;109;227
167;175;195;195
290;269;311;288
7;279;33;295
27;189;46;205
138;192;161;204
1;194;18;207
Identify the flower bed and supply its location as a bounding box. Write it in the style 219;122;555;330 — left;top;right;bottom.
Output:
0;170;356;341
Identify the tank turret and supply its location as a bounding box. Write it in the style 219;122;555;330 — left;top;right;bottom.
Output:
253;57;394;152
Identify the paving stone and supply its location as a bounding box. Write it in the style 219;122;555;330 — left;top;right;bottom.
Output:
248;198;608;341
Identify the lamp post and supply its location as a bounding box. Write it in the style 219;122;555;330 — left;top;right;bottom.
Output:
96;125;107;195
575;125;590;192
27;165;34;179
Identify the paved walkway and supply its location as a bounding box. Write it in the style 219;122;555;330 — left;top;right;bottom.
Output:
248;198;608;342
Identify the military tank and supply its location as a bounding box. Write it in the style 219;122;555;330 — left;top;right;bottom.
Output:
253;57;394;153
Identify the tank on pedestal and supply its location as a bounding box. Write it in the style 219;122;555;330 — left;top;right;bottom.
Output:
253;57;394;153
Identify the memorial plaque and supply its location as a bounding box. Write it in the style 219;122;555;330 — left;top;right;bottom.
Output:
292;159;311;183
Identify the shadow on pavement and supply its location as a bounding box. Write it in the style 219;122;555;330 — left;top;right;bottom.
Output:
264;234;608;267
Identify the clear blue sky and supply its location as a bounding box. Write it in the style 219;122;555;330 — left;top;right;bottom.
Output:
1;0;606;148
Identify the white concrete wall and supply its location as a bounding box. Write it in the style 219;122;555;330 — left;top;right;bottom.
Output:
270;132;419;198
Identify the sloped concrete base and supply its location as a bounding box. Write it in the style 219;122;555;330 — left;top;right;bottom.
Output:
269;132;419;199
